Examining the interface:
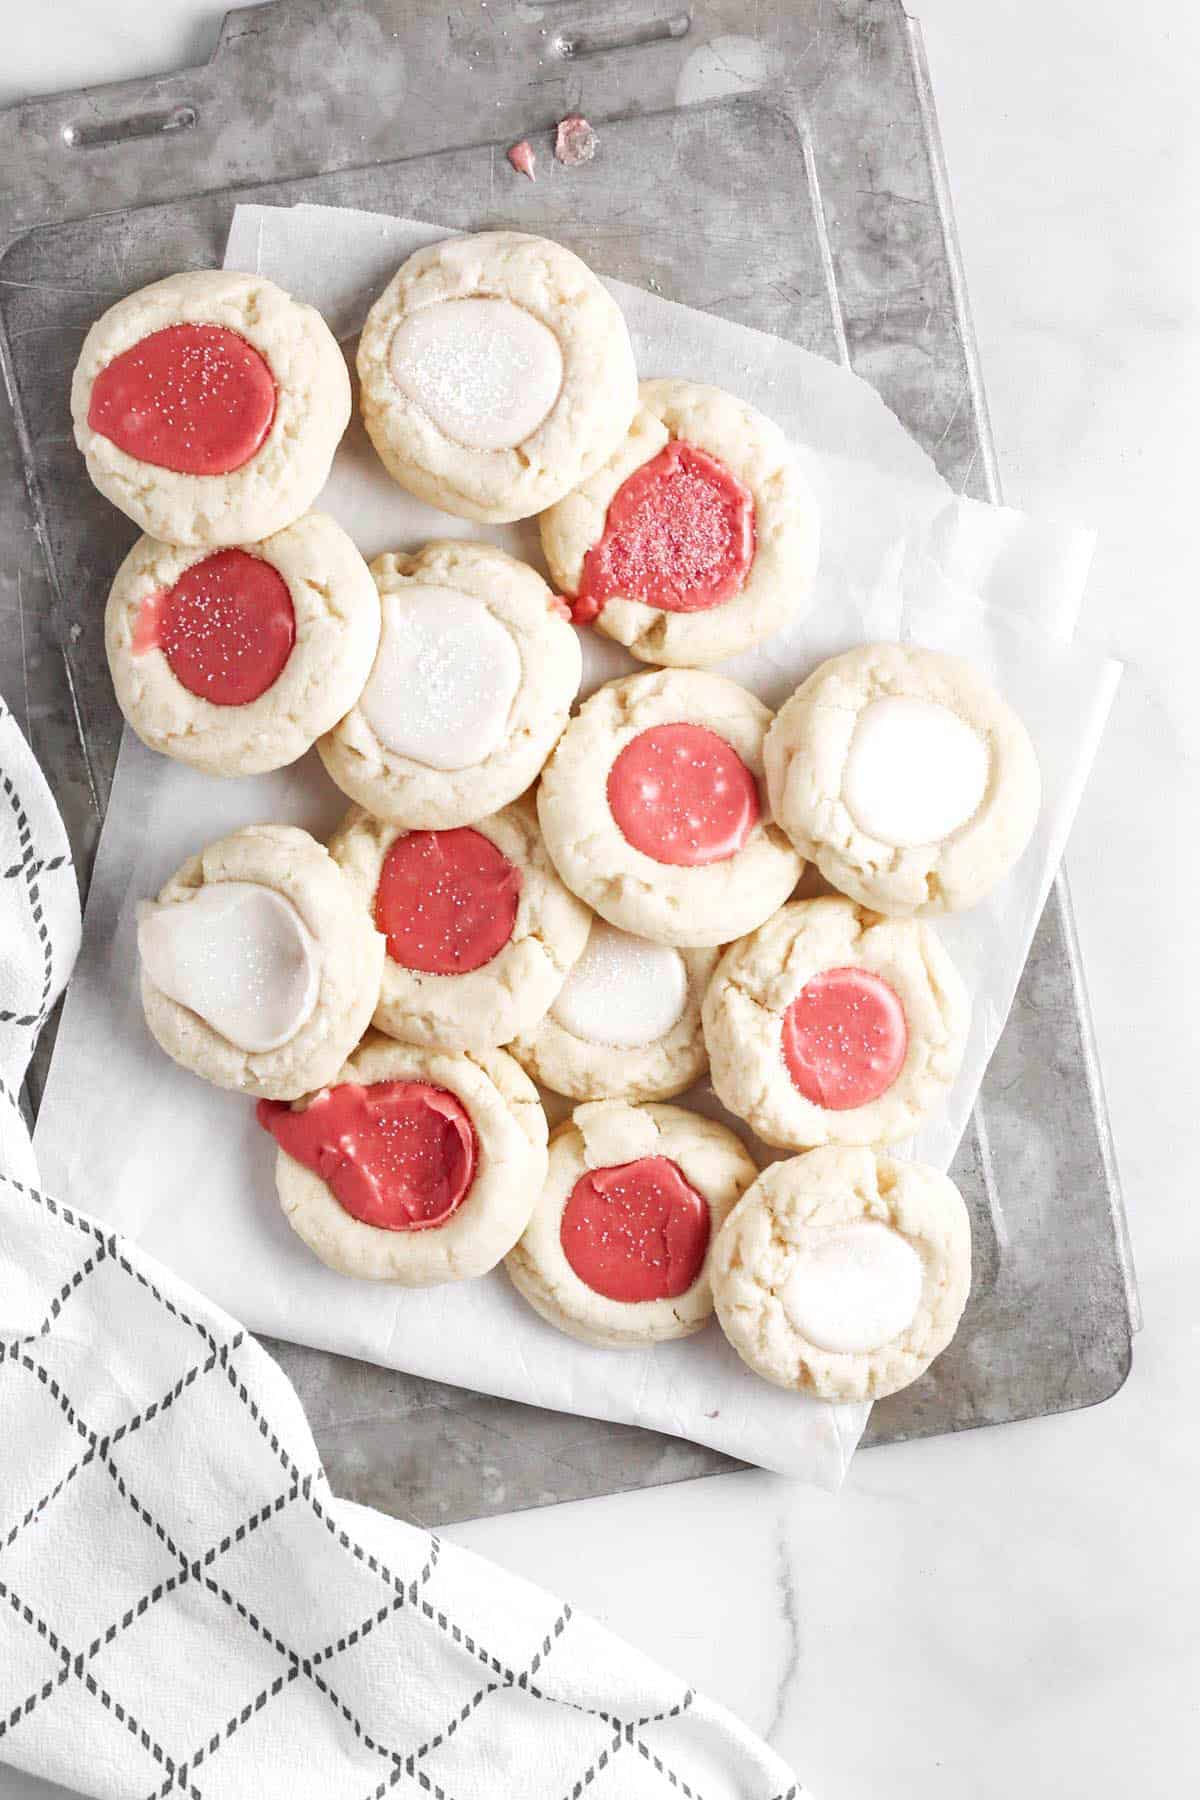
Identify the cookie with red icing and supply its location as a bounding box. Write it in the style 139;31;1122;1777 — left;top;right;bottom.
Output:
536;669;802;948
702;897;969;1151
105;512;380;777
260;1033;548;1284
329;794;590;1054
540;378;819;667
72;270;350;546
319;540;580;827
357;232;637;523
711;1146;972;1401
504;1099;757;1346
137;825;384;1102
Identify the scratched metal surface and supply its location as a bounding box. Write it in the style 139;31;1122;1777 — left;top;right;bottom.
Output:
0;0;1136;1525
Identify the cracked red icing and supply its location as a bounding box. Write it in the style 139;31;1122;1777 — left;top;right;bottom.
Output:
571;441;756;626
607;723;759;866
782;966;909;1111
88;322;276;475
560;1155;710;1302
257;1081;477;1231
374;828;521;975
133;549;295;705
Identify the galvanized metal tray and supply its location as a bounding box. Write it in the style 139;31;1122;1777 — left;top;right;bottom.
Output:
0;0;1137;1525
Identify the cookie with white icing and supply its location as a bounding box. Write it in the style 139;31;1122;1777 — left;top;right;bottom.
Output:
138;825;384;1101
505;1100;757;1346
510;919;719;1103
702;897;969;1150
764;644;1041;915
72;270;351;546
537;669;803;948
328;795;590;1054
319;541;580;826
105;512;380;777
357;232;638;523
541;378;819;666
260;1033;548;1284
711;1146;972;1401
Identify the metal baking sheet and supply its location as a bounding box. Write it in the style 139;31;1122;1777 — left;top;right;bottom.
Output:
0;0;1136;1525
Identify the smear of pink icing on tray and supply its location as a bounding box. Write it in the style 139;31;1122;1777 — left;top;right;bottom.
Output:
506;139;536;180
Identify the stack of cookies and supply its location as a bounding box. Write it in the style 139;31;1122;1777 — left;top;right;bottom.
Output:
74;233;1040;1406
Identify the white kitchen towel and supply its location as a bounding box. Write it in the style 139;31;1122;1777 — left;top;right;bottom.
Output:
0;699;803;1799
0;704;79;1191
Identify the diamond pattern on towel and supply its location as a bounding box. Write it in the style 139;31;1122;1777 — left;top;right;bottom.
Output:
0;697;805;1799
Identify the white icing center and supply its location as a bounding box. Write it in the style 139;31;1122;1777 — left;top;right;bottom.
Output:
388;298;564;451
359;585;522;771
138;882;320;1055
842;696;989;848
551;922;688;1049
781;1221;924;1354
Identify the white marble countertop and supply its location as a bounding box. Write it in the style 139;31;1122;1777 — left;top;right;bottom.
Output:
3;4;1196;1795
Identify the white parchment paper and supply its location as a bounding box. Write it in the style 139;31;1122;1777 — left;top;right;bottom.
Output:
33;206;1121;1485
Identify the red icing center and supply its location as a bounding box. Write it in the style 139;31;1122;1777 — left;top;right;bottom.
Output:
88;322;277;475
782;966;909;1111
560;1156;711;1303
607;723;760;866
257;1081;477;1231
374;828;521;975
572;441;756;625
134;549;296;706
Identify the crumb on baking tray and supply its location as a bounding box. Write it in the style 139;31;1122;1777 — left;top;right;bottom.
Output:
555;114;598;166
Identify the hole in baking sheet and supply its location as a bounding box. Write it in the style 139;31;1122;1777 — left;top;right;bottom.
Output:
62;104;197;148
555;10;690;59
